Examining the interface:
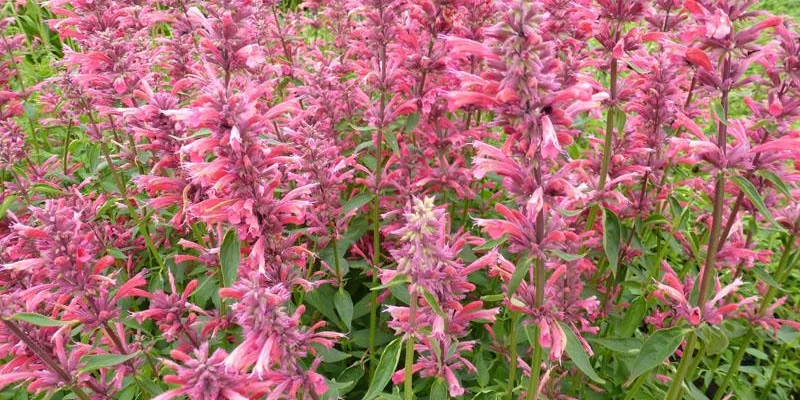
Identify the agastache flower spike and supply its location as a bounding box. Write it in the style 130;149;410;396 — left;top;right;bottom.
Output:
386;197;498;396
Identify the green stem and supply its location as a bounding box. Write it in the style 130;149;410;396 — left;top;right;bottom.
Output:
623;373;649;400
62;121;73;175
712;235;795;400
526;257;546;400
686;340;706;382
695;56;730;309
665;332;697;400
404;290;417;400
526;324;544;400
98;140;165;271
759;235;796;313
711;329;754;400
330;225;343;292
760;341;788;399
368;32;388;378
584;59;618;232
506;312;519;400
2;319;96;400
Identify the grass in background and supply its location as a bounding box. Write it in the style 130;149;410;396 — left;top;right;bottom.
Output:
759;0;800;20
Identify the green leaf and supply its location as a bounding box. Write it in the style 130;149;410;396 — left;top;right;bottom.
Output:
475;349;490;387
474;234;508;251
619;297;647;337
615;108;627;134
626;327;686;384
603;208;621;272
550;249;585;262
118;383;136;400
339;364;365;395
354;140;374;154
555;206;586;217
31;183;65;196
524;323;538;349
589;337;643;355
756;170;793;199
363;337;403;400
312;343;352;363
752;266;780;289
192;274;219;308
480;294;505;302
404;112;420;134
334;290;354;330
10;312;75;327
729;174;783;230
385;129;400;156
712;100;728;126
219;230;241;287
430;378;448;400
421;288;445;318
23;101;37;119
389;284;410;305
306;286;343;329
507;256;533;297
0;195;17;218
342;193;374;215
79;352;140;374
371;274;411;291
697;325;728;356
643;214;668;227
560;322;606;384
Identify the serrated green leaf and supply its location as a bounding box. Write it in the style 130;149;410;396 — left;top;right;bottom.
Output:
79;352;140;374
615;108;627;134
312;343;352;363
560;322;606;384
219;230;241;287
643;214;668;227
480;294;505;302
550;249;585;262
334;290;354;330
756;170;793;199
404;112;420;134
421;288;445;317
372;274;411;291
697;325;728;356
603;208;621;272
752;266;780;289
10;312;75;327
0;195;17;218
619;297;647;337
524;323;538;349
712;100;727;126
430;378;448;400
193;274;219;308
342;193;374;215
385;129;400;156
589;337;643;354
363;337;403;400
31;183;65;196
339;364;365;395
508;256;533;297
730;174;783;231
626;327;686;384
474;234;508;251
306;286;342;329
475;349;490;387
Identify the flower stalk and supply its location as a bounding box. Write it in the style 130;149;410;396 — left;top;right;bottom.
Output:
1;319;95;400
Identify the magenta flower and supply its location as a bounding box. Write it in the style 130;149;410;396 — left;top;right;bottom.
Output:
154;343;271;400
652;264;756;326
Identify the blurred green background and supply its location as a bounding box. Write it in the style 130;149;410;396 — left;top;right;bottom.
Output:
759;0;800;20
